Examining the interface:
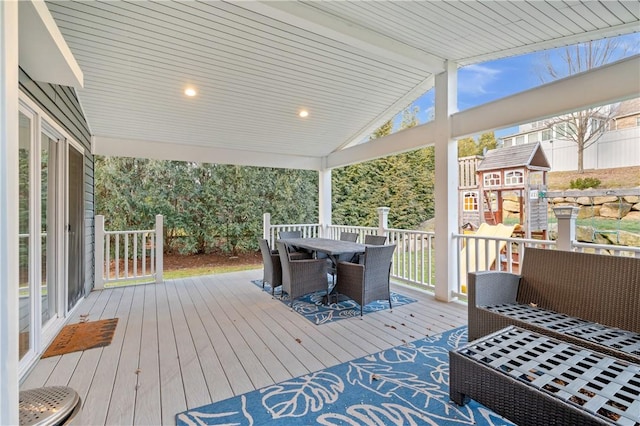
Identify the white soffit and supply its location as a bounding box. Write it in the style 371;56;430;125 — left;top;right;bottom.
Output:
18;0;82;88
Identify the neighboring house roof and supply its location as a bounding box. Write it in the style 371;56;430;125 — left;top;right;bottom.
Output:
477;142;551;172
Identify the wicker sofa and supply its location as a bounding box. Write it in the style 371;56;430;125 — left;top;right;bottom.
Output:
467;247;640;364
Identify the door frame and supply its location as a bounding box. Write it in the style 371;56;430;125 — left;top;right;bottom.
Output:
18;92;85;377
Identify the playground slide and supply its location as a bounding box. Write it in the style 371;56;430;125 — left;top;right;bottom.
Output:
459;223;517;293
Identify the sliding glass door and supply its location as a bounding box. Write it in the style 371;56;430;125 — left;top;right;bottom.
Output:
18;99;85;372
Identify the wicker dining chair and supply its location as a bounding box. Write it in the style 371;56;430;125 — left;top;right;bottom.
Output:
259;239;282;295
278;230;313;259
335;244;396;316
339;232;358;242
364;234;387;245
276;241;329;307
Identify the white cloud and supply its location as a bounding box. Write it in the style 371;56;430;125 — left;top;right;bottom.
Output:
458;64;502;96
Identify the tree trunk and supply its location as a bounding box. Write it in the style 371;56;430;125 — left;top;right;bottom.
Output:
577;139;585;173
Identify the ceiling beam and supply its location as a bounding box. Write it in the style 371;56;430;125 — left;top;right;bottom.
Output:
326;122;435;169
18;0;83;87
238;1;444;74
92;136;322;171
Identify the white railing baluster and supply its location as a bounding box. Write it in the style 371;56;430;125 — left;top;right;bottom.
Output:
95;215;164;287
142;232;147;277
133;233;138;278
124;233;129;278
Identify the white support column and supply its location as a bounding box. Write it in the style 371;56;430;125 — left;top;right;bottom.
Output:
318;168;332;238
434;61;459;302
263;212;271;241
0;1;20;423
155;214;163;284
94;215;105;290
553;207;579;251
377;207;390;236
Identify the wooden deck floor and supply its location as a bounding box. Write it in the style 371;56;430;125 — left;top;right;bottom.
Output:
20;269;467;425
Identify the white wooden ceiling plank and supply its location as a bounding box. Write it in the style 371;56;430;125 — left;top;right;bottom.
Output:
504;2;569;41
125;0;426;80
447;1;535;46
57;27;417;102
50;6;422;90
76;84;392;129
463;2;543;45
191;0;428;75
78;89;391;130
567;3;614;29
77;84;389;131
370;2;457;47
69;45;408;111
537;1;591;32
235;1;444;73
577;1;626;26
418;2;515;51
605;1;640;22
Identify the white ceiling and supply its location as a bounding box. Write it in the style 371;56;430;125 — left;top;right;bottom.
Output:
42;0;640;165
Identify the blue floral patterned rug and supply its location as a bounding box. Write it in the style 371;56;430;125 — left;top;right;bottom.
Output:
176;327;514;425
251;279;417;325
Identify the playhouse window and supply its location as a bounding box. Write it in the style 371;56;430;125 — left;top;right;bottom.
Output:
505;170;524;186
463;191;479;211
483;172;501;187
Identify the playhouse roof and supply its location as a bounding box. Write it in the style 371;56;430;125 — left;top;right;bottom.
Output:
477;142;551;172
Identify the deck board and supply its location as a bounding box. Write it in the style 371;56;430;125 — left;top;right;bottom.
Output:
20;269;467;425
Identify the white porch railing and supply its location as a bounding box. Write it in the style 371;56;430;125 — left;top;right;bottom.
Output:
572;241;640;257
94;215;163;289
452;233;555;298
326;225;378;242
265;206;639;298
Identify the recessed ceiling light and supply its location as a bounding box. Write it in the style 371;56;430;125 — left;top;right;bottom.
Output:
299;110;309;118
185;88;197;97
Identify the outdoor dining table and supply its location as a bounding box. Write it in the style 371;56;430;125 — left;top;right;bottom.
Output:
277;237;367;267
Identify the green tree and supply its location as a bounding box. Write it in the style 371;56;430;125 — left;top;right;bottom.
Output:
332;104;435;229
457;132;497;157
457;137;477;157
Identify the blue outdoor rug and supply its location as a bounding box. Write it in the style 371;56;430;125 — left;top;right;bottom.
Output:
176;327;514;425
251;279;417;325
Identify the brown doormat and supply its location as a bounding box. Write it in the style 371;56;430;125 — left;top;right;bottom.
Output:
42;318;119;358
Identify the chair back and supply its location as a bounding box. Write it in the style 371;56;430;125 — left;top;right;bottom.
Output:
279;230;302;239
363;244;396;283
339;232;358;242
259;239;281;287
275;241;292;284
364;234;387;245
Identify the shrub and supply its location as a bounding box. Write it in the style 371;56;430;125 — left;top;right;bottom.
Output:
570;177;601;189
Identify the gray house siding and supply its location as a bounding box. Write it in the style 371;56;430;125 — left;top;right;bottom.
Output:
19;68;95;295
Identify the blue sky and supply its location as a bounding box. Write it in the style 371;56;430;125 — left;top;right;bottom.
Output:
400;33;640;139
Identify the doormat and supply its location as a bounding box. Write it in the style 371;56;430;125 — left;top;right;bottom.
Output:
42;318;119;358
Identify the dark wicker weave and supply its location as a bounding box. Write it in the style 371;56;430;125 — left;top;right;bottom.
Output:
276;241;329;306
450;326;640;426
339;232;358;242
468;248;640;363
259;239;282;295
335;244;396;316
364;234;387;245
278;231;313;259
